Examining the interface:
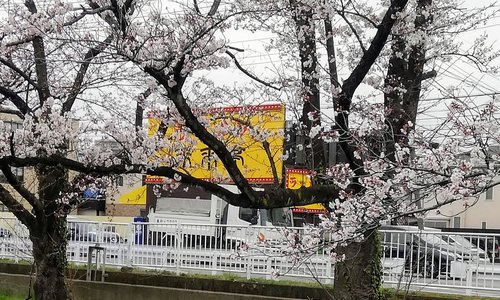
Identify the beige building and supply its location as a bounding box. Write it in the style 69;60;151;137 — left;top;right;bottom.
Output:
1;111;138;222
92;139;146;218
0;111;36;212
423;185;499;229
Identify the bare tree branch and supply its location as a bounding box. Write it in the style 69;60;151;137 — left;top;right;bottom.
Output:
262;140;280;187
208;0;222;16
225;50;280;90
0;57;40;91
64;5;113;27
337;10;367;54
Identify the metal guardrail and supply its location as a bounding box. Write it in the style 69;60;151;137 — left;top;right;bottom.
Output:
1;218;500;295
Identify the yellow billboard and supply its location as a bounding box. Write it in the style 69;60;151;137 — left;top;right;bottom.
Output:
285;168;312;189
117;185;146;205
286;168;327;214
148;104;285;184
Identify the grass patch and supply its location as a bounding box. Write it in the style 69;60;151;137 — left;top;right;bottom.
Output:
0;258;31;265
0;291;24;300
383;288;499;300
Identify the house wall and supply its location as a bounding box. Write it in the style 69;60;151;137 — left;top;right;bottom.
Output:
105;174;145;217
107;203;144;217
424;184;500;229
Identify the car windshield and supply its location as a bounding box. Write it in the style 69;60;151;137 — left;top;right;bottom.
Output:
418;233;451;247
70;222;98;233
438;234;475;250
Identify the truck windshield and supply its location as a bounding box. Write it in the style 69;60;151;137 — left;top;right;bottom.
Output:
238;207;293;227
267;208;293;227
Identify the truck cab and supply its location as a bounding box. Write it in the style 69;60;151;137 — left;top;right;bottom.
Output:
147;184;293;246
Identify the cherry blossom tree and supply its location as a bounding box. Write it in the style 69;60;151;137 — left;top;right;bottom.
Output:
0;0;499;299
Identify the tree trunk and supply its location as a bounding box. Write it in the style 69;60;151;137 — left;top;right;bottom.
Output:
31;217;70;300
333;230;382;300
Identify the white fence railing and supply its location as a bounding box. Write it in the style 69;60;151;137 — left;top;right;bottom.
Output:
380;229;500;295
1;218;500;295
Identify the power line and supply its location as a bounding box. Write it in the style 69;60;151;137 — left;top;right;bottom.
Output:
420;92;500;102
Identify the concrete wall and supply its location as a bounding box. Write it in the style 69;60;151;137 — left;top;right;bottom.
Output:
0;273;300;300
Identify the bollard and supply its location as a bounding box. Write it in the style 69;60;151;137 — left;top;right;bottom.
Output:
465;263;472;296
86;243;107;282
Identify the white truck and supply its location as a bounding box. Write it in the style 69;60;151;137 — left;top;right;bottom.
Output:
147;184;293;248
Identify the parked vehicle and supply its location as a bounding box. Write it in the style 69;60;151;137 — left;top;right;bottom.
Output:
147;184;293;247
68;222;123;244
380;225;488;278
464;236;500;263
441;228;500;263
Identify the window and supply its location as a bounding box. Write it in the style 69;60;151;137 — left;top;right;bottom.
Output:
453;217;461;228
0;166;24;183
4;121;22;131
239;207;257;224
424;220;448;229
482;221;487;229
486;187;493;200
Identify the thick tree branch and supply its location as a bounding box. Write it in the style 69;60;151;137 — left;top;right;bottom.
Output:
0;164;44;220
135;88;152;131
207;0;221;16
339;0;409;109
193;0;201;14
109;0;135;34
0;155;339;208
0;180;36;228
25;0;51;105
324;18;340;91
62;34;114;113
0;85;31;115
334;0;408;179
422;69;437;80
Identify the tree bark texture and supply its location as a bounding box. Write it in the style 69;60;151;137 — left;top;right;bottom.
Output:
31;216;70;300
333;230;382;300
31;164;71;300
290;0;325;171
